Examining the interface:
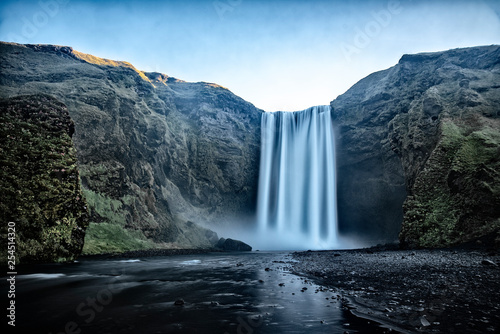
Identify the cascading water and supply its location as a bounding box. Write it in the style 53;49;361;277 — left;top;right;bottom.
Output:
256;105;338;250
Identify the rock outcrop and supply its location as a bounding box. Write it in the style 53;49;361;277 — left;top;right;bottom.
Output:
0;94;89;263
0;42;261;253
215;237;252;251
331;45;500;247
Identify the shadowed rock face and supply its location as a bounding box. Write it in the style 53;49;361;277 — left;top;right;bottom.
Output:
0;42;262;253
331;45;500;247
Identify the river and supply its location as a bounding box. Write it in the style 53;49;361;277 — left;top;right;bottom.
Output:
6;252;393;333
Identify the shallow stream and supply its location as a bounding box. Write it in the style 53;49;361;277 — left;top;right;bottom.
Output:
7;252;393;333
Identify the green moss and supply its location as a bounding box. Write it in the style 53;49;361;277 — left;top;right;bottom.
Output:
440;120;463;150
0;95;89;263
82;188;126;226
82;222;155;255
400;117;500;248
80;188;160;254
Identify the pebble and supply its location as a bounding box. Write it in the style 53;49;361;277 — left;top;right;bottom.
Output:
481;259;497;266
420;316;431;327
292;248;500;333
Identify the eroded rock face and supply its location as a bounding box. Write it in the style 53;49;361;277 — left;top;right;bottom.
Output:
331;45;500;247
0;42;261;253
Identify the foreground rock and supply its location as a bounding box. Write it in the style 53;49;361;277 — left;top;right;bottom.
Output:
0;95;89;263
215;237;252;251
293;248;500;334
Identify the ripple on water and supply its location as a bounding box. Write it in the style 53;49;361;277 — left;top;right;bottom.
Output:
19;273;66;279
180;259;202;265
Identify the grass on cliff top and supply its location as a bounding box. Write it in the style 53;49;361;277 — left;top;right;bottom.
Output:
72;50;152;83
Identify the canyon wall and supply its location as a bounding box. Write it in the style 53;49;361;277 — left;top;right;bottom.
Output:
331;45;500;247
0;42;262;254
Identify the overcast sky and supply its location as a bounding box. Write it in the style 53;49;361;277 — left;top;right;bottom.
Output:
1;0;499;111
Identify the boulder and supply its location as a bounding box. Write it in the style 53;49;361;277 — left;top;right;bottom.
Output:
215;238;252;251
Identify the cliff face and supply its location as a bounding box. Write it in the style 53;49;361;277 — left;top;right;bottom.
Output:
331;45;500;247
0;42;261;253
2;41;498;253
0;95;89;263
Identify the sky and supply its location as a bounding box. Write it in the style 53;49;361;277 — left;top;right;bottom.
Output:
1;0;500;112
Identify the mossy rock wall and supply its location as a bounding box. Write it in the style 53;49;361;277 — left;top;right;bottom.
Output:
399;116;500;248
331;45;500;247
0;95;89;263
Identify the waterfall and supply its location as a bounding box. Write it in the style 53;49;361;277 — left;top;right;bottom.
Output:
256;105;338;250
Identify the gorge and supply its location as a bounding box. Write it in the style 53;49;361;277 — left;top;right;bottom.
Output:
1;41;500;334
1;42;500;263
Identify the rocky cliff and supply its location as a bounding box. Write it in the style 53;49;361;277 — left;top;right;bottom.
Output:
0;94;89;263
331;45;500;247
0;42;261;254
2;41;499;253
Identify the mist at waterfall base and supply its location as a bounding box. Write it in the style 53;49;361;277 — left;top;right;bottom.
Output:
250;105;358;251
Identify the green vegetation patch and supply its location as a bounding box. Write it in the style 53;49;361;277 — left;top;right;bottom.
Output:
400;117;500;248
80;188;158;254
82;188;127;226
82;222;155;255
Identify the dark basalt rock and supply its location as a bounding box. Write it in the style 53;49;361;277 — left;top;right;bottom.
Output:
215;237;252;252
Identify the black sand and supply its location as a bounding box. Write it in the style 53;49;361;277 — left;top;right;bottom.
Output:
292;247;500;333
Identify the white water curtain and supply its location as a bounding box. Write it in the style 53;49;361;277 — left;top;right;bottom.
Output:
256;105;338;250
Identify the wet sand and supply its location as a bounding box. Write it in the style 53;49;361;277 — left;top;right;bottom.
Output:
292;247;500;333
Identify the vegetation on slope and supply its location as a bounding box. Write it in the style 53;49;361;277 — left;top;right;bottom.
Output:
80;187;156;255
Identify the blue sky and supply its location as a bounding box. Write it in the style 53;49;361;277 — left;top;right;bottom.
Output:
1;0;500;111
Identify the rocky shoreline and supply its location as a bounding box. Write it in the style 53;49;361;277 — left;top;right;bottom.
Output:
292;247;500;333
